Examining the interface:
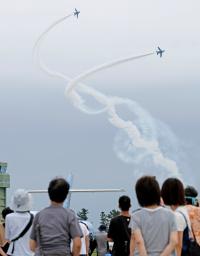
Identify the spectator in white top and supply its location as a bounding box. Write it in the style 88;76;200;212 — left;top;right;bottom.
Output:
79;222;89;256
161;178;191;256
5;189;34;256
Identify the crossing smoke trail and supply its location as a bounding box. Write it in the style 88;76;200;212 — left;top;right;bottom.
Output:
34;11;181;178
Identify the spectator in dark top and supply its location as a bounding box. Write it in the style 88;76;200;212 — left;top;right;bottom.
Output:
107;195;131;256
30;177;82;256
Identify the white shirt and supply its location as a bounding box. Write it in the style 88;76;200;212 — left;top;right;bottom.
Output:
175;206;191;232
71;222;89;254
5;212;34;256
79;222;89;255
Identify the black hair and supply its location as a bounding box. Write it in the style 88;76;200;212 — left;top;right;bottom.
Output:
48;177;70;203
161;178;185;206
135;176;161;207
2;207;14;220
118;195;131;211
185;186;198;197
98;224;107;231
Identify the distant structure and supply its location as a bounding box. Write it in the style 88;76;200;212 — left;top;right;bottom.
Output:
0;162;10;214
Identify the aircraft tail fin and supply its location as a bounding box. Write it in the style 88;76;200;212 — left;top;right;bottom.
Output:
63;173;74;208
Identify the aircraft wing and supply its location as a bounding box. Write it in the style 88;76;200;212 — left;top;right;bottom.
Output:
28;188;125;193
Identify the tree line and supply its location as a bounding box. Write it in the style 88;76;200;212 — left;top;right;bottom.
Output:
77;208;120;229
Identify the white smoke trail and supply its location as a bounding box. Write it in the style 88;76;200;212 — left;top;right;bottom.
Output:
34;11;180;177
33;13;107;115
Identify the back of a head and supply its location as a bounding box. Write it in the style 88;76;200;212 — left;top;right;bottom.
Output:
161;177;185;206
185;186;198;197
118;195;131;211
98;224;107;232
11;189;32;212
135;176;160;207
185;185;199;206
48;177;70;203
2;207;14;220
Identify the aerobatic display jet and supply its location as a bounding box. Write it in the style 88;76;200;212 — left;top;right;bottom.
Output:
156;46;165;57
74;8;80;18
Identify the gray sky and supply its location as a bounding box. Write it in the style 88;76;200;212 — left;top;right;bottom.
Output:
0;0;200;225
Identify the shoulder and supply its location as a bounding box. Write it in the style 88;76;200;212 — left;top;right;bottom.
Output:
79;222;89;235
5;212;16;221
160;206;175;216
64;208;77;219
131;208;142;216
110;215;121;222
175;208;188;231
186;205;200;217
176;206;190;222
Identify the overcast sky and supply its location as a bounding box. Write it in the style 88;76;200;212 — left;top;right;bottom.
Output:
0;0;200;225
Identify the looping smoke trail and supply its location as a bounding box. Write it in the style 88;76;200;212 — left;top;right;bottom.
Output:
66;52;154;95
33;13;107;115
34;11;180;177
65;54;180;177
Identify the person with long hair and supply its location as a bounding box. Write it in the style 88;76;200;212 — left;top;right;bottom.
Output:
161;178;191;256
129;176;178;256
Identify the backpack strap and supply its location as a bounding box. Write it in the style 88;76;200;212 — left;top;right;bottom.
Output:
178;210;197;242
11;213;34;253
177;210;188;227
79;221;89;230
177;210;193;235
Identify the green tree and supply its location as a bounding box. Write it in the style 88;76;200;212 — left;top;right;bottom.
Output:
106;209;120;227
107;209;120;220
77;208;89;220
99;209;120;230
99;211;109;227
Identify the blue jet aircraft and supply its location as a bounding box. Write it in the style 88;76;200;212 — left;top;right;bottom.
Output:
156;46;165;57
74;8;80;18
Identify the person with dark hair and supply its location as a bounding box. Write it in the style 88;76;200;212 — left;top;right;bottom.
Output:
161;178;191;256
95;225;108;256
1;207;14;221
129;176;178;256
107;195;131;256
0;207;14;256
185;185;199;206
30;177;82;256
184;185;200;246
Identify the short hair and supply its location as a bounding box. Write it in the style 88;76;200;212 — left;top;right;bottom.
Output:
185;186;198;197
2;207;14;219
118;195;131;211
98;224;107;232
135;176;161;207
48;178;70;203
185;185;199;206
161;178;185;206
